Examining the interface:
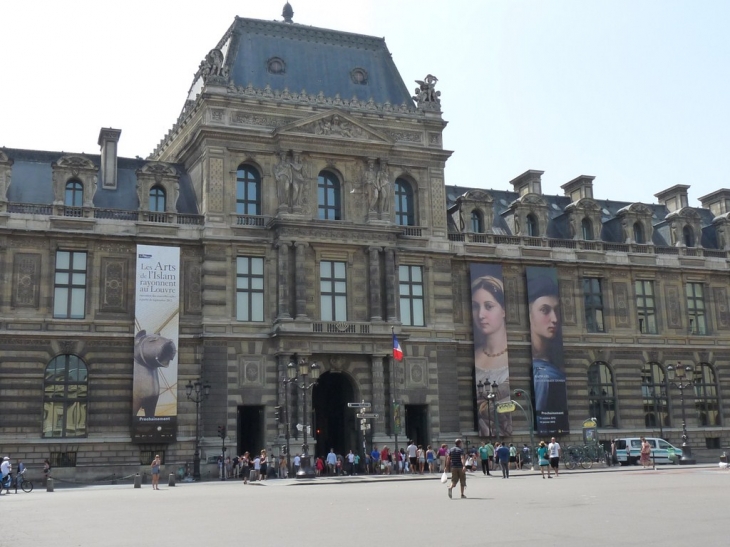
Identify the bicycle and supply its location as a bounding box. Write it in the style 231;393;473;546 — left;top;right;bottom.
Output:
1;469;33;493
563;446;593;470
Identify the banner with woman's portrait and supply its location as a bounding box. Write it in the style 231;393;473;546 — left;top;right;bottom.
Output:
526;266;570;435
470;263;513;437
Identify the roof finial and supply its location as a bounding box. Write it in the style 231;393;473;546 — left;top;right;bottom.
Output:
282;2;294;23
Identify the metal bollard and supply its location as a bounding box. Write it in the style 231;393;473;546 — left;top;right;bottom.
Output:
46;478;54;492
134;473;141;488
168;473;175;487
111;473;117;485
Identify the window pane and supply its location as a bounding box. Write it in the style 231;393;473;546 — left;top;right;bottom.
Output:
412;285;423;297
320;261;330;277
334;281;346;293
57;252;70;270
399;283;409;296
411;267;422;282
70;288;85;318
72;273;86;285
400;298;411;326
320;280;330;293
237;277;249;290
399;265;408;280
251;258;263;275
54;288;68;317
334;262;346;278
237;257;248;274
321;296;332;321
251;278;263;290
55;272;69;285
334;296;347;321
236;293;249;321
65;401;87;436
412;299;425;326
251;293;264;321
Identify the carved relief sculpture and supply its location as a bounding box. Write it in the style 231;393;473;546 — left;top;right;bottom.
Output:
275;151;308;214
364;158;391;221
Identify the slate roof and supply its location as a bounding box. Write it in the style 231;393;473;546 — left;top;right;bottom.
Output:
221;17;414;107
1;148;198;214
445;184;719;247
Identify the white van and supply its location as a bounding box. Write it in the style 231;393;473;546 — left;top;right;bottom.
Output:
614;438;682;465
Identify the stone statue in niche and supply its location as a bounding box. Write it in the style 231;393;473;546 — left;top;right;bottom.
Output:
413;74;441;107
364;159;391;219
275;151;307;213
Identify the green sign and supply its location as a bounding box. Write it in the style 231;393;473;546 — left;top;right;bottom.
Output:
497;402;516;414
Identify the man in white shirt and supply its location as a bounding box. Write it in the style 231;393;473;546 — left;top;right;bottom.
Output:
548;437;561;477
407;441;418;474
1;457;11;491
326;449;337;476
346;450;355;476
293;454;301;475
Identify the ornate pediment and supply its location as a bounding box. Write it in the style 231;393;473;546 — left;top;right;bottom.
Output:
520;193;547;206
274;109;392;143
460;189;493;204
136;162;178;182
565;197;601;212
53;155;96;175
618;202;652;216
666;207;702;222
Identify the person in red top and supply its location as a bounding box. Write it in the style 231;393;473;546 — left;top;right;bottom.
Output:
380;446;391;475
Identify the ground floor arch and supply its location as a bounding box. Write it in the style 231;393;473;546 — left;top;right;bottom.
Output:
311;371;358;459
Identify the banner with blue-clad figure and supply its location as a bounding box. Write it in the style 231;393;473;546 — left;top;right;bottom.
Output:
526;266;569;435
470;263;513;437
132;245;180;443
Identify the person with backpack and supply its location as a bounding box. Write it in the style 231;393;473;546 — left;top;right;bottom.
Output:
445;439;467;499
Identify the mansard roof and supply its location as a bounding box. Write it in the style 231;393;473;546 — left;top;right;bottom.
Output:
201;16;414;108
1;147;198;214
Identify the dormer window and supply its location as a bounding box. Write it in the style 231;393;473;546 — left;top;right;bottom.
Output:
581;218;594;240
526;214;538;236
64;180;83;207
149;186;166;212
471;210;483;233
633;222;644;244
683;225;694;247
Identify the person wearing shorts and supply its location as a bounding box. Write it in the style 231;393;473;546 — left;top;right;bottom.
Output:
150;454;161;490
548;437;561;477
446;439;466;499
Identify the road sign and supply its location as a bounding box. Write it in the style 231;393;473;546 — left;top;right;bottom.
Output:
497;402;516;414
359;413;379;419
348;402;372;408
361;424;371;430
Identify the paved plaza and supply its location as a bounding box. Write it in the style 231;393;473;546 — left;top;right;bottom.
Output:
3;465;727;546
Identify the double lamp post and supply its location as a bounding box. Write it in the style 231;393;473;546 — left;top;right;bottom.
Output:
286;357;320;478
666;362;696;465
185;378;211;480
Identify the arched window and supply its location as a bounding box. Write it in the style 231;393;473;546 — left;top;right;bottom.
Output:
149;186;166;212
318;171;341;220
526;214;538;237
236;165;261;215
587;362;617;428
641;363;669;428
65;180;83;207
682;226;694;247
633;222;644;244
693;363;720;426
581;218;594;240
43;354;88;438
395;178;415;226
470;210;483;233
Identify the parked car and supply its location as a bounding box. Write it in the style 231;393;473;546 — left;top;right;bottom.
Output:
614;437;682;465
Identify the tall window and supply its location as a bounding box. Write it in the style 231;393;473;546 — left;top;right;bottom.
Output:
149;186;166;212
54;251;87;319
395;178;415;226
633;222;644;244
470;210;483;233
320;261;347;321
694;364;720;426
582;278;605;333
686;282;707;335
682;226;694;247
526;214;538;236
587;362;617;427
581;218;594;240
236;257;264;321
318;171;341;220
65;180;83;207
43;354;88;438
635;280;657;334
641;363;669;428
399;265;425;326
236;165;261;215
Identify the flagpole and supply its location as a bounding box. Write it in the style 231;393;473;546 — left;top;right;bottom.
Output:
392;326;399;474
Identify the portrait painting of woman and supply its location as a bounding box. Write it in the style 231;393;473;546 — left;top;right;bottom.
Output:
470;264;513;437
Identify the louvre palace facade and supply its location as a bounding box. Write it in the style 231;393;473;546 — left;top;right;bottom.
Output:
2;7;730;478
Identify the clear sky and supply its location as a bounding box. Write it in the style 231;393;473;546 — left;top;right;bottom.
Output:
1;0;728;206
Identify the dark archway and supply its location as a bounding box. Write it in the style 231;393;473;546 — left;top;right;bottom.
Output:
311;371;357;459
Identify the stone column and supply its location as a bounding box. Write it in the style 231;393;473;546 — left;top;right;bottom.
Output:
294;242;309;319
385;248;397;322
371;355;386;434
277;242;291;320
368;246;382;321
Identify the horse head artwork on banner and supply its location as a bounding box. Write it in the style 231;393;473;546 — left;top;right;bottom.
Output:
132;330;177;417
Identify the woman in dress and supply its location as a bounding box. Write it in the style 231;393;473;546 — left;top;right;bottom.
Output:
537;441;551;478
472;274;513;437
640;437;652;468
259;450;268;481
150;454;161;490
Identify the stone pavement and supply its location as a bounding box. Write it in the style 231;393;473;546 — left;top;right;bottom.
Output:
3;463;728;547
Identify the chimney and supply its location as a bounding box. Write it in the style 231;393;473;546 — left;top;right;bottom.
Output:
561;175;595;202
98;128;122;190
698;188;730;218
654;184;689;213
509;169;544;197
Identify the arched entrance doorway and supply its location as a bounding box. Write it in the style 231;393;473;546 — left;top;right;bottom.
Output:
311;371;357;459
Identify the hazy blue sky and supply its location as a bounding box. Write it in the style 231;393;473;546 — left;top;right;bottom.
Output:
1;1;727;206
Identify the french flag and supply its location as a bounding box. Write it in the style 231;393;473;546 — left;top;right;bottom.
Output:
393;333;404;361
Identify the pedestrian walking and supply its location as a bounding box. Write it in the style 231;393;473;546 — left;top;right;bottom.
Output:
537;441;551;478
548;437;561;477
495;442;510;478
479;442;491;475
508;443;517;470
446;439;467;499
640;437;652;468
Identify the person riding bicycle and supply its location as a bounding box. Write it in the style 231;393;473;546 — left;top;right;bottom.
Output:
1;456;12;493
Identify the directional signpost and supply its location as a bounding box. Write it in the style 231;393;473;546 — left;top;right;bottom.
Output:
348;402;372;409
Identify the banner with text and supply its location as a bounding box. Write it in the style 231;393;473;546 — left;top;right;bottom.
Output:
132;245;180;443
526;266;569;435
470;263;512;437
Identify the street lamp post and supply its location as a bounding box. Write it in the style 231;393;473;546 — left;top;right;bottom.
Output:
281;372;292;477
666;363;696;465
513;388;536;471
186;378;211;480
477;380;499;440
287;357;321;478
